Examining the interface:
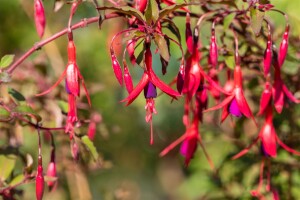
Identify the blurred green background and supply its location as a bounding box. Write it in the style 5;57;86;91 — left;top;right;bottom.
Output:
1;0;300;199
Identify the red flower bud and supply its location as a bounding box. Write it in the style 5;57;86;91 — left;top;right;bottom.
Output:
209;29;218;67
123;60;133;94
34;0;46;38
278;25;289;67
36;156;44;200
263;35;272;76
110;48;123;86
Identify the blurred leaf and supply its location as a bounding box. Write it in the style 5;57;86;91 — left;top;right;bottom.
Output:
97;6;146;22
223;13;236;30
136;46;146;68
224;55;235;69
145;0;159;24
154;34;170;62
0;154;16;182
0;71;12;83
14;103;42;123
53;0;64;12
9;174;24;187
0;55;14;68
250;7;265;36
0;107;10;120
159;3;188;20
81;136;99;161
57;100;68;113
24;154;33;174
44;175;58;182
8;88;26;102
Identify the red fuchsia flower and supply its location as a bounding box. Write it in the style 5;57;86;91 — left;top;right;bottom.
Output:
123;59;134;94
36;155;44;200
278;25;289;68
121;42;180;143
272;67;299;113
87;113;102;141
160;116;214;168
34;0;46;38
121;42;180;106
134;0;148;12
36;39;91;137
232;105;300;160
204;65;257;125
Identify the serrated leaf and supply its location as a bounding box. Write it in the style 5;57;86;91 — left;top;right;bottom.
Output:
145;0;159;24
154;34;170;62
223;13;236;30
0;55;15;68
250;7;265;36
0;155;16;182
57;100;68;113
224;55;235;69
81;136;99;161
97;6;146;22
0;71;12;83
159;3;188;20
9;174;24;187
8;88;26;102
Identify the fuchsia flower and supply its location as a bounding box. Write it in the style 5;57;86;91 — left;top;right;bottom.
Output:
36;39;91;138
209;28;218;68
232;105;300;160
121;43;180;144
185;13;193;54
272;68;299;113
204;65;257;125
121;43;180;106
160;116;214;168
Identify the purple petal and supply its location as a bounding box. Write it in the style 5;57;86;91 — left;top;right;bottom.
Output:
229;98;243;117
144;82;157;99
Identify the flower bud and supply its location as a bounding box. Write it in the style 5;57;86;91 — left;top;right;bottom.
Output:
36;155;44;200
34;0;46;38
278;25;289;67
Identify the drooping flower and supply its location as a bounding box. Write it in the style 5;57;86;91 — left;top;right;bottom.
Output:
278;25;289;68
46;149;57;190
232;105;300;160
160;116;214;168
209;28;218;68
121;43;180;106
144;82;157;144
36;40;91;105
204;65;256;125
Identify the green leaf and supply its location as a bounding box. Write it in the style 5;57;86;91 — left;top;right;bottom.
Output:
136;47;146;68
24;154;33;174
224;55;235;69
154;34;170;62
0;107;10;120
165;19;181;42
250;7;265;36
97;6;146;22
9;174;24;187
145;0;159;24
223;13;236;30
0;55;15;68
57;100;68;113
158;3;188;20
8;88;26;102
14;104;42;123
81;136;99;161
0;154;16;182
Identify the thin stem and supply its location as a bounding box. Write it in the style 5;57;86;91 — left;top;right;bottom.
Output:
5;13;119;76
